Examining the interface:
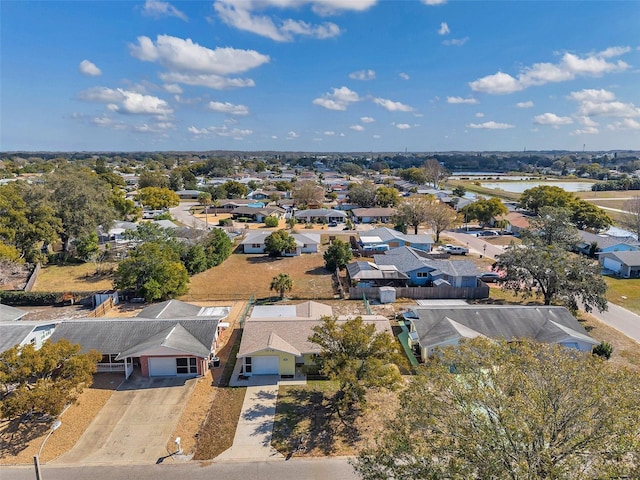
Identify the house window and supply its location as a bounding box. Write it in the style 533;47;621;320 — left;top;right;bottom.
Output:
176;357;198;374
251;244;261;248
245;356;252;373
416;272;430;278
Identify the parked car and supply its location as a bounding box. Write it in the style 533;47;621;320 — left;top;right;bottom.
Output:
443;245;469;255
478;272;500;283
477;230;500;237
328;222;338;227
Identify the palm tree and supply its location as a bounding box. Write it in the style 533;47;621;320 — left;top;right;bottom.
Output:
270;273;293;300
198;192;212;228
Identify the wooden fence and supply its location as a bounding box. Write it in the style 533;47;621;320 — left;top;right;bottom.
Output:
23;263;41;292
349;284;489;301
87;296;115;318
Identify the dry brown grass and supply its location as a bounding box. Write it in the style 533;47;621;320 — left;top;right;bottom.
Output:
184;251;335;301
32;263;116;292
0;373;122;465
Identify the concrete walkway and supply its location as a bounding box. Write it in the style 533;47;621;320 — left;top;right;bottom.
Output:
216;376;284;462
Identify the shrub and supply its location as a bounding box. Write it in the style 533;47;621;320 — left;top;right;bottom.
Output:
593;342;613;359
218;218;233;226
264;216;279;228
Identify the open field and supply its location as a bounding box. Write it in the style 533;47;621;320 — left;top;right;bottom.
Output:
184;250;335;301
604;277;640;316
32;263;116;292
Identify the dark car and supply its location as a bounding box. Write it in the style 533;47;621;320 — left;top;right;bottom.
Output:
328;222;338;227
477;230;500;237
478;272;500;283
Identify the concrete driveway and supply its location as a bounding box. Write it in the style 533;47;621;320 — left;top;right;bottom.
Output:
54;375;196;465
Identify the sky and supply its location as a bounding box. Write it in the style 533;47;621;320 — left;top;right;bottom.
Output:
1;0;639;153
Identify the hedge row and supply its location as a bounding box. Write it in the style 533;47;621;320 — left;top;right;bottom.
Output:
0;291;96;306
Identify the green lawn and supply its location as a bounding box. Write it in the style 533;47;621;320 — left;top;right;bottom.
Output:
604;276;640;316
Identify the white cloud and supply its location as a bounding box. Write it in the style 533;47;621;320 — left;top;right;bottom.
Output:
533;113;573;126
470;49;630;94
324;130;335;136
568;88;616;103
578;100;640;118
467;121;515;129
213;0;345;42
447;96;478;104
132;122;175;133
160;72;255;90
399;72;410;80
360;116;375;123
475;112;485;118
571;127;599;135
130;35;270;75
373;97;414;112
577;116;598;127
163;83;183;94
188;125;253;139
142;0;187;21
598;46;632;58
421;0;447;5
438;22;450;35
313;86;360;111
78;87;172;117
608;118;640;130
516;101;534;108
350;124;365;131
287;131;299;139
372;134;381;139
208;101;250;115
443;37;468;46
349;69;376;80
79;60;102;76
396;123;411;129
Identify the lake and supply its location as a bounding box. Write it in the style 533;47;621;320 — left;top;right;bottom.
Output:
480;181;595;193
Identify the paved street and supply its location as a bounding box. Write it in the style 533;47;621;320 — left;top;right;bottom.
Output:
170;201;209;230
1;457;359;480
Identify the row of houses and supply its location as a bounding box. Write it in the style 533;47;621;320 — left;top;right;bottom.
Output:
0;299;601;378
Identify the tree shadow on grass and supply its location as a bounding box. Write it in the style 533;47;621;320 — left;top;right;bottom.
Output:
0;418;49;458
305;266;331;276
273;386;361;457
245;256;286;264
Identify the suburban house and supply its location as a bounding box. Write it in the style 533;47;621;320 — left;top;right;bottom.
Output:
346;261;409;287
236;301;391;377
576;231;640;256
217;199;265;212
599;251;640;278
361;227;434;252
241;230;320;255
374;246;480;287
49;300;231;378
0;304;59;353
175;189;202;200
404;305;599;362
503;211;530;235
231;205;285;223
350;207;396;224
293;208;348;223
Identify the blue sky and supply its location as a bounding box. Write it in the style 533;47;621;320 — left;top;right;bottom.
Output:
1;0;639;152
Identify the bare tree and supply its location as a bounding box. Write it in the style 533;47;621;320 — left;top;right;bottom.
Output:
422;158;449;188
293;180;325;208
622;195;640;239
424;199;460;242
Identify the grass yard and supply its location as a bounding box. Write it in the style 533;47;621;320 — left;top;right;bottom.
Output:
604;276;640;316
271;381;399;457
32;263;116;292
184;250;335;301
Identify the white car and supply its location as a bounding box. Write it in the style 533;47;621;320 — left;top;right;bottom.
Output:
443;245;469;255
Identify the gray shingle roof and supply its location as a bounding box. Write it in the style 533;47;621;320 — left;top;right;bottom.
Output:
137;299;203;319
600;250;640;266
366;227;434;245
116;323;210;359
346;261;409;281
294;208;347;218
410;305;597;349
374;246;479;277
577;231;640;249
0;324;34;351
0;304;28;322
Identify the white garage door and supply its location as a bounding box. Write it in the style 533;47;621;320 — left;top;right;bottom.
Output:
603;257;621;272
148;357;176;376
252;356;279;375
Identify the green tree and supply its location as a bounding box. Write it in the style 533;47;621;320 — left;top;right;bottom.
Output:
494;242;607;312
0;339;101;420
323;239;353;271
522;206;580;248
270;273;293;299
138;170;169;189
309;316;402;412
340;162;364;176
136;187;180;210
452;185;466;197
114;242;189;301
201;228;232;267
399;167;427;185
348;181;377;207
375;186;401;207
264;215;279;228
354;337;640;480
183;244;208;275
264;230;297;257
518;185;575;214
461;197;508;227
47;166;116;252
73;232;99;262
571;199;612;232
221;180;248;199
393;195;431;234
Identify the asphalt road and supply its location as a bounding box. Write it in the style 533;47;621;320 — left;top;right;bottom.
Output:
444;230;640;343
1;457;359;480
170;201;209;230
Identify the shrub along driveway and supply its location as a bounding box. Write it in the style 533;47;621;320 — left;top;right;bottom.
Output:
54;375;196;465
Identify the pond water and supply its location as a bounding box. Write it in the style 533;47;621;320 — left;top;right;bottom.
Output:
480;181;595;193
